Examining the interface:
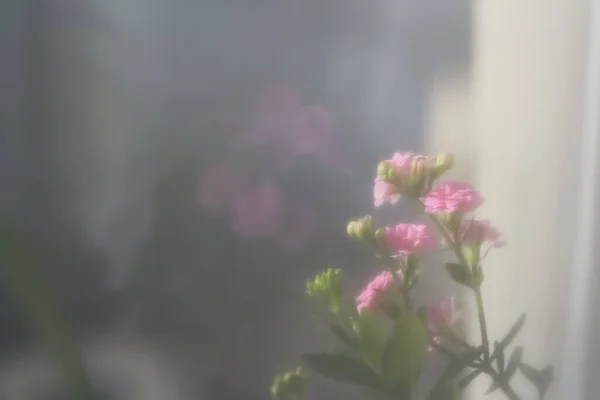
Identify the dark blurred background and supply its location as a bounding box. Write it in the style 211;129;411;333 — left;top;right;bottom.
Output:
0;0;471;399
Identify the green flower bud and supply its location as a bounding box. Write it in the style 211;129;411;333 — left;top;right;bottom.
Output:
346;215;375;242
306;268;343;313
409;157;433;196
377;161;397;182
431;152;455;180
271;368;307;400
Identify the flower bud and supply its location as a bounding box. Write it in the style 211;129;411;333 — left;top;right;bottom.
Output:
377;161;397;182
346;216;375;242
306;268;343;313
431;152;455;179
271;368;307;400
409;157;433;196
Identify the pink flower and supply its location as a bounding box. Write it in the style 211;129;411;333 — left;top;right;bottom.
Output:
423;181;483;214
374;177;401;207
460;219;505;248
231;181;282;238
385;224;439;255
355;270;403;313
199;161;246;211
427;297;461;335
287;106;336;157
373;152;429;206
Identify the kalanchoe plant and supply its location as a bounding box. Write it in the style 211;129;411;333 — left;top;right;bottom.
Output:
271;152;554;400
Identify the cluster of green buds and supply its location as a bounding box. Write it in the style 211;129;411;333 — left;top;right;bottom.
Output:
376;152;455;200
306;268;343;314
271;368;307;400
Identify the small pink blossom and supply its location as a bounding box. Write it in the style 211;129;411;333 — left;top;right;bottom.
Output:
355;270;403;313
199;161;246;211
423;181;483;214
460;219;505;248
374;177;401;207
427;297;462;335
231;181;282;238
385;224;439;255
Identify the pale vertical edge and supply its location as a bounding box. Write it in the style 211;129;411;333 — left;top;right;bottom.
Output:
559;0;600;398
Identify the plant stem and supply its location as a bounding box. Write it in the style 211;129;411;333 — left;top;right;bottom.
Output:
474;288;490;361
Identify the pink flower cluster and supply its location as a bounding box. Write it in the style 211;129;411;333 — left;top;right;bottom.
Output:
423;181;483;214
355;270;403;313
198;85;343;249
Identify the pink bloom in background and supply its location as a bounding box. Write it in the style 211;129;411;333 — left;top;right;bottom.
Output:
427;297;461;335
231;181;283;238
460;219;506;248
356;270;403;313
374;177;401;207
385;223;439;255
287;106;335;156
423;181;483;214
199;161;247;211
237;86;338;164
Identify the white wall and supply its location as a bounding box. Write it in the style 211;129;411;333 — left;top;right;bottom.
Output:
427;0;591;399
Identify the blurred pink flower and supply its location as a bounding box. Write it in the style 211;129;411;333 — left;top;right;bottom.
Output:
199;161;246;211
355;270;403;313
385;223;439;255
427;297;463;350
427;297;461;335
374;178;401;207
287;106;336;157
237;86;338;162
423;181;483;214
460;219;505;248
388;152;427;174
231;181;283;238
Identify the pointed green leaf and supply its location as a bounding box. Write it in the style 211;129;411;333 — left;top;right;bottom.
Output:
518;362;540;384
458;369;482;389
445;262;473;288
351;313;387;374
430;347;484;397
486;346;523;394
302;353;389;394
381;313;428;386
328;323;357;348
500;314;526;348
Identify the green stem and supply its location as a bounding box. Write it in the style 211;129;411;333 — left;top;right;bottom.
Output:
474;288;491;361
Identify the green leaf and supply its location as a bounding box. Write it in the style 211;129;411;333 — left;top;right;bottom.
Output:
445;262;473;288
381;313;428;386
490;313;526;365
351;313;387;374
486;346;523;394
0;217;97;400
380;302;401;320
328;323;358;348
428;382;461;400
458;369;482;389
302;353;389;394
430;347;484;397
500;314;526;348
518;363;554;396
